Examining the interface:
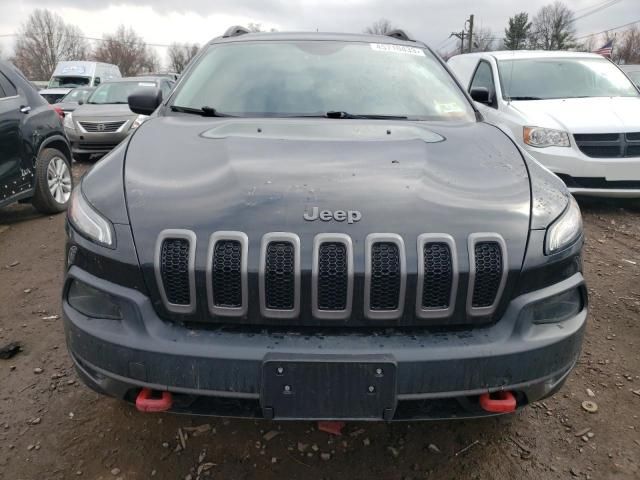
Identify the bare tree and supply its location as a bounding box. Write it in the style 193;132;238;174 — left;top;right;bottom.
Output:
615;26;640;65
93;25;158;76
11;9;89;80
529;1;576;50
472;28;496;52
364;19;396;35
167;43;199;73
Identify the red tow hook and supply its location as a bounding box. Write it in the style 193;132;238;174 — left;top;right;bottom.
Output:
479;391;517;413
135;388;173;412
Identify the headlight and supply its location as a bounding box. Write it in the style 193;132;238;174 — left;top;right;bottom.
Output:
520;288;583;324
130;114;149;130
545;196;582;254
67;279;122;320
68;186;115;248
523;126;570;148
63;112;75;130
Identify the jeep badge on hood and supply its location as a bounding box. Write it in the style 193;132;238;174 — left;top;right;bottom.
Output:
303;207;362;224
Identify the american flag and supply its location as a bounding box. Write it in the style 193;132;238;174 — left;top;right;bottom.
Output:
593;39;614;58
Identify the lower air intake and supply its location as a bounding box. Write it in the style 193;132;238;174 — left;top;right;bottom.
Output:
160;238;191;305
472;241;503;308
265;241;295;310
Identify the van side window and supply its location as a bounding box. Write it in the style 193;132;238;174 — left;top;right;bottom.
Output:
469;61;496;106
0;71;17;98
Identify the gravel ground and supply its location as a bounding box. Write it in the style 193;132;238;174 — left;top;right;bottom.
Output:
0;163;639;480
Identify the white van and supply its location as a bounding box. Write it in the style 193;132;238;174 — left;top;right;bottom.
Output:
39;61;121;104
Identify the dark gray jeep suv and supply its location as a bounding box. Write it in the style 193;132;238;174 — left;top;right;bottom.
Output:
63;28;586;420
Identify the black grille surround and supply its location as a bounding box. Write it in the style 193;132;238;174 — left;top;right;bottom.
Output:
467;233;508;316
574;132;640;158
312;234;353;320
155;229;196;314
364;234;406;320
416;234;458;319
206;232;249;317
259;233;301;318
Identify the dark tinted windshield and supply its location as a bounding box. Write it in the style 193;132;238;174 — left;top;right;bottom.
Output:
61;88;94;102
498;57;639;100
48;76;90;88
88;81;157;104
171;41;475;121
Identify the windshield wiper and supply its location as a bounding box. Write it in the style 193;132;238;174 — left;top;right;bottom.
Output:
170;105;233;117
325;111;408;120
508;96;542;101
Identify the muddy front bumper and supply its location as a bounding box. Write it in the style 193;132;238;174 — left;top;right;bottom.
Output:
63;266;587;420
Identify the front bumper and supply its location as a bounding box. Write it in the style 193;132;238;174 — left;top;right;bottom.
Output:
525;145;640;197
66;128;131;157
63;266;587;420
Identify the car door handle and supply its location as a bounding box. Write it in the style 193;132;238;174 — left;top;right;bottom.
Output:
19;105;31;114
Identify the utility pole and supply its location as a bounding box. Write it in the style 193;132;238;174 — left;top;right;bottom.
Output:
449;31;467;54
467;14;474;53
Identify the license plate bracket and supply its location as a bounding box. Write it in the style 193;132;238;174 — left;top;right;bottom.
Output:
260;355;397;420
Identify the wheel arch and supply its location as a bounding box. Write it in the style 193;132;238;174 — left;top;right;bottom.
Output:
39;134;72;164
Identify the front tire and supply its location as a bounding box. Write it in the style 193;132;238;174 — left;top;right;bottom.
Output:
32;148;73;214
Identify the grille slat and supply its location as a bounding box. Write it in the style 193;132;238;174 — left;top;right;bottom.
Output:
318;242;348;311
160;238;191;306
370;242;401;311
265;241;295;310
212;240;242;308
472;241;503;308
422;242;453;309
79;120;126;133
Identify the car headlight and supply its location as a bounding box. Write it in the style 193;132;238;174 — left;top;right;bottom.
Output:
68;186;115;248
523;126;570;148
545;196;582;254
130;114;149;130
63;112;75;131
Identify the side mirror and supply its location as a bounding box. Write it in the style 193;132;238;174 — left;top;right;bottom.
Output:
78;99;84;105
470;87;491;104
94;77;101;86
128;88;163;115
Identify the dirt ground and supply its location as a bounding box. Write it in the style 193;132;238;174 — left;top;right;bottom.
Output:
1;163;639;480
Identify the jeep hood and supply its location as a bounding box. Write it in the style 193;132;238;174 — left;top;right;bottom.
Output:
124;117;531;276
509;96;640;133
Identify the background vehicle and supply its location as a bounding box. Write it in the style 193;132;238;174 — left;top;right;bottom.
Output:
64;76;174;161
620;64;640;88
0;60;73;213
63;29;586;421
448;51;640;198
40;61;121;104
56;87;95;115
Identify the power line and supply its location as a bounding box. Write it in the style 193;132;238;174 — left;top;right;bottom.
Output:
0;32;175;48
576;18;640;39
572;0;623;23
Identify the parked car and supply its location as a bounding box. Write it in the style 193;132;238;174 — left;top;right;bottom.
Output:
63;28;586;421
64;77;174;161
56;87;95;115
40;61;121;104
620;64;640;88
0;60;73;213
448;51;640;197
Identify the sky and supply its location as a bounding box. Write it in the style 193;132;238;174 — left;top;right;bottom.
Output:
0;0;637;65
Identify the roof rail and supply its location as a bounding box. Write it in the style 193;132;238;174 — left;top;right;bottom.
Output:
223;26;250;38
385;29;414;42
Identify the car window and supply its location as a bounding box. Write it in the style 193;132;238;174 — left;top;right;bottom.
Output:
627;71;640;86
0;71;17;98
469;61;495;100
88;81;157;104
498;57;639;100
171;41;476;121
48;76;91;88
161;81;172;98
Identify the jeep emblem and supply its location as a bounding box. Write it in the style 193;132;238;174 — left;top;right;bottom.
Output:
303;207;361;224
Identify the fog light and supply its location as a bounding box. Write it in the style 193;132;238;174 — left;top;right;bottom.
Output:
521;288;583;325
68;280;122;320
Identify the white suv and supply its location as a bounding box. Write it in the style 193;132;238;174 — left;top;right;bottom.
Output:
448;51;640;198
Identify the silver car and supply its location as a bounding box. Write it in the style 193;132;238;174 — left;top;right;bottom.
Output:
64;77;174;161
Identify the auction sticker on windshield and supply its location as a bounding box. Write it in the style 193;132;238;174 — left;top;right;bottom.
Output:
370;43;425;56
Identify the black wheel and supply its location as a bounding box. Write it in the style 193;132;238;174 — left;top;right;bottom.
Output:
32;148;73;214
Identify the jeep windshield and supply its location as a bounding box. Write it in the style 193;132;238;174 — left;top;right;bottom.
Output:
170;41;476;121
498;57;640;100
88;81;157;105
48;76;91;88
